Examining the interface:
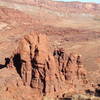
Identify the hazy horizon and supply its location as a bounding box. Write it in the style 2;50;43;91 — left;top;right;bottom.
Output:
54;0;100;3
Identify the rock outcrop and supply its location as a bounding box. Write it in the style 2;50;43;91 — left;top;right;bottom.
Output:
11;32;94;98
13;32;64;97
0;68;40;100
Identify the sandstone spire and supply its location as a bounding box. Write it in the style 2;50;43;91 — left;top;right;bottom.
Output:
12;32;94;98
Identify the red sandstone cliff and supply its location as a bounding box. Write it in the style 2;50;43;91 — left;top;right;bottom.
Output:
10;32;94;98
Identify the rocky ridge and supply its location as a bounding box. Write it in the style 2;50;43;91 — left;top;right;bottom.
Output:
0;0;100;14
8;32;94;98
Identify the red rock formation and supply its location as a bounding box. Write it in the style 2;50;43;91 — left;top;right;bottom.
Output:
12;32;94;98
15;32;64;97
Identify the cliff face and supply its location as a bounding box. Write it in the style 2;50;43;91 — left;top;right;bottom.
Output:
0;0;100;14
11;32;94;98
14;32;63;97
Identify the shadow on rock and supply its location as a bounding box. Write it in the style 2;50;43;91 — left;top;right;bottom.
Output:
13;53;22;77
0;64;6;69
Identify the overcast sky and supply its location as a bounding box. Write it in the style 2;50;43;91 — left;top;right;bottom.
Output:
55;0;100;3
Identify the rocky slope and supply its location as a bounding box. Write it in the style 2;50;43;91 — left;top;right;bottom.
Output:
0;6;41;64
0;0;100;31
0;68;41;100
0;0;100;14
